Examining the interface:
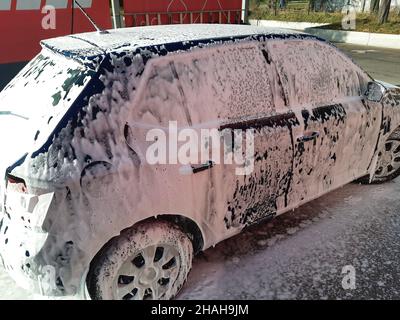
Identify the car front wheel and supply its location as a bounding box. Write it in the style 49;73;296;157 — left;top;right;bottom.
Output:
86;220;193;300
363;138;400;184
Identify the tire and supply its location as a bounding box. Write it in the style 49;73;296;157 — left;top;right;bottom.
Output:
86;220;193;300
359;138;400;184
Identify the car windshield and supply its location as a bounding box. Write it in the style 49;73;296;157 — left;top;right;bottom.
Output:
0;49;92;125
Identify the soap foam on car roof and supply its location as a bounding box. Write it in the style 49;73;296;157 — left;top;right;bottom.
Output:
41;24;303;59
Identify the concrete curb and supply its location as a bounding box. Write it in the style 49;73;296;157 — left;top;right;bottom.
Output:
304;28;400;49
249;19;328;30
249;19;400;49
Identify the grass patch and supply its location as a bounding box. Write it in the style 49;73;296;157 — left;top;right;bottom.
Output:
323;13;400;34
249;1;400;34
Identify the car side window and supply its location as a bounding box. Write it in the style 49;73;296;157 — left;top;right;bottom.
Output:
171;41;278;124
266;39;371;107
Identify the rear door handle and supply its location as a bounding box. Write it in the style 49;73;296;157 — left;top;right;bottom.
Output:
297;131;320;143
192;160;215;173
179;161;215;175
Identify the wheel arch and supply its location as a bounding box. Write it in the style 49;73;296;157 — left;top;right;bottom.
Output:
152;214;205;254
359;123;400;184
89;214;205;275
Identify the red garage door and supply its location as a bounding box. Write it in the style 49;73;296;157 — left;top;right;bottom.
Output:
123;0;243;27
0;0;112;64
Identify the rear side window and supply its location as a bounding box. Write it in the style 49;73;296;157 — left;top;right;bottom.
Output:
266;39;371;107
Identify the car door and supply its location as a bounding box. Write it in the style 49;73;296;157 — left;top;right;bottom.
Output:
171;41;297;231
265;39;381;209
219;110;299;228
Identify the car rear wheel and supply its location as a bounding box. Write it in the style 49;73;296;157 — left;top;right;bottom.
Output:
86;220;193;300
362;138;400;184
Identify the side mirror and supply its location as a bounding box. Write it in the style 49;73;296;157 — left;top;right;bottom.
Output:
365;81;386;102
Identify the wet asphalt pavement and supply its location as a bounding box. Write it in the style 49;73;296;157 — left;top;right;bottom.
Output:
335;43;400;86
179;179;400;299
1;43;400;300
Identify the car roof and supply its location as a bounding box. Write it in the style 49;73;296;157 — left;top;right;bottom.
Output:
41;24;316;63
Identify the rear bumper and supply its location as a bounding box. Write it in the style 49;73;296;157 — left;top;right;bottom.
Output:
0;213;88;299
0;214;49;294
0;185;87;298
0;211;89;299
0;177;95;299
0;251;4;268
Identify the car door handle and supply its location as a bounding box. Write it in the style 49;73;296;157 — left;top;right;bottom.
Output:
192;161;215;173
297;131;320;143
179;161;215;175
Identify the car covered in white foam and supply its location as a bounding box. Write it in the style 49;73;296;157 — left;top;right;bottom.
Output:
0;24;400;300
